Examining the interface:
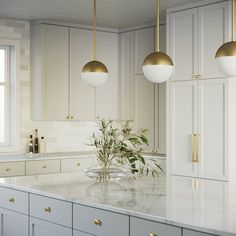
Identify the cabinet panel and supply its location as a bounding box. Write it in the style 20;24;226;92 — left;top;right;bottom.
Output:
197;79;227;180
96;31;118;119
0;208;28;236
134;75;155;152
41;24;69;120
70;28;95;120
169;9;198;81
61;157;93;173
30;217;72;236
169;81;198;177
0;161;25;177
119;31;134;120
130;217;181;236
26;160;60;175
134;27;155;75
198;2;230;79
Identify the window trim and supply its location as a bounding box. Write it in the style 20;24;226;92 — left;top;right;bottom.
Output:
0;38;20;153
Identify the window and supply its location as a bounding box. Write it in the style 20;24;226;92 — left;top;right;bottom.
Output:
0;46;9;145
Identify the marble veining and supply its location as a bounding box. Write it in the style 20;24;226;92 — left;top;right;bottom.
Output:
0;173;235;236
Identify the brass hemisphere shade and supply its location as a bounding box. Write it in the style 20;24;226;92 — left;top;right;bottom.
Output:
215;41;236;57
143;51;173;66
82;60;108;73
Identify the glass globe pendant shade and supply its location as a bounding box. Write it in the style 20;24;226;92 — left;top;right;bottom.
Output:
81;60;108;87
215;41;236;77
143;51;174;83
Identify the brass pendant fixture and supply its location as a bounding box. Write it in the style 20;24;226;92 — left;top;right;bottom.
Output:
143;0;174;83
215;0;236;77
81;0;108;87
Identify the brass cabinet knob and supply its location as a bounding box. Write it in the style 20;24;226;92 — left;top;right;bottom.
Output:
9;197;15;203
70;116;74;120
77;162;80;166
42;165;47;169
5;168;10;172
197;74;201;79
149;234;157;236
44;207;51;213
94;219;102;226
192;75;197;79
66;115;70;120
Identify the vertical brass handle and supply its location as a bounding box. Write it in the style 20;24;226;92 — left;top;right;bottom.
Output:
9;197;15;203
196;134;200;163
94;219;102;226
192;134;196;163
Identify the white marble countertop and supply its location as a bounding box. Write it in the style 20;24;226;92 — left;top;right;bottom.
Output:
0;151;166;162
0;173;235;236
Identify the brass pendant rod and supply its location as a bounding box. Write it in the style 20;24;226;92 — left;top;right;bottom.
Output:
156;0;160;52
93;0;97;60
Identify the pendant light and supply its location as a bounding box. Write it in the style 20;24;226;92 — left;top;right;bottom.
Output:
81;0;108;87
143;0;174;83
215;0;236;77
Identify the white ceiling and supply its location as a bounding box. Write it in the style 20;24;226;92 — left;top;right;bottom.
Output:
0;0;214;28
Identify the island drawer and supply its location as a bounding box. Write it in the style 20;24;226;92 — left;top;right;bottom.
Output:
0;161;25;177
61;157;92;173
26;159;60;175
0;187;28;215
30;194;72;227
130;217;181;236
73;204;129;236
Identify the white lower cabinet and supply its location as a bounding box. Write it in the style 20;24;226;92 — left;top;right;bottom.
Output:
30;217;72;236
73;230;92;236
183;229;213;236
130;216;181;236
0;208;28;236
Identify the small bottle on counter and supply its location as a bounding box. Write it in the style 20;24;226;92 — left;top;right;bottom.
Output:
29;135;34;154
40;136;46;154
34;129;39;153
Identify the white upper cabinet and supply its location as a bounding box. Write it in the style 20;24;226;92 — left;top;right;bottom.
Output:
70;28;95;120
134;27;155;75
96;31;118;119
31;24;69;120
168;1;229;81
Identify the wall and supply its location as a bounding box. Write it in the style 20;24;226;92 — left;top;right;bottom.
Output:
0;18;97;153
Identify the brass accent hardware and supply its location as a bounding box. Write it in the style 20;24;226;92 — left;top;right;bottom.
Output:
192;134;197;163
9;197;15;203
5;168;10;172
77;162;80;166
94;219;102;226
70;116;74;120
44;207;51;213
196;134;200;163
197;75;201;79
42;165;47;169
192;134;200;163
192;75;196;79
66;115;70;120
192;179;199;190
149;233;157;236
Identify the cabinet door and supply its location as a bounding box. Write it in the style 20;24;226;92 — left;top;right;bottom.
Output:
70;28;96;120
168;9;198;81
96;31;118;119
169;81;198;177
118;31;134;120
197;79;227;180
41;24;69;120
0;209;28;236
134;27;155;75
134;75;155;152
198;2;230;79
30;217;72;236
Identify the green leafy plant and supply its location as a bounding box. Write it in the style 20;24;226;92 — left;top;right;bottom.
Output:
89;119;163;180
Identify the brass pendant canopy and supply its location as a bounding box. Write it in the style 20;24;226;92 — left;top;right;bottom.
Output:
82;60;108;73
143;51;173;66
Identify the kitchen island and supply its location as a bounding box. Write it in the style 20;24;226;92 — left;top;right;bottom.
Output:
0;173;235;236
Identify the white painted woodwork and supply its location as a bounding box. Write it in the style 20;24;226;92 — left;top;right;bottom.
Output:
134;27;155;75
73;204;129;236
30;194;72;227
169;81;198;177
0;187;28;215
0;208;28;236
26;159;60;175
168;8;197;81
198;2;230;79
183;229;213;236
69;28;95;120
30;217;72;236
197;79;227;181
130;217;181;236
40;24;69;120
96;31;118;119
118;31;134;121
61;157;93;173
0;161;25;177
73;230;91;236
134;75;155;152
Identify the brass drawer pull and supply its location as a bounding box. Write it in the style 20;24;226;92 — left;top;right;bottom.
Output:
42;165;47;169
9;197;15;203
44;207;51;213
5;168;10;172
149;234;157;236
94;219;102;226
77;162;80;166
